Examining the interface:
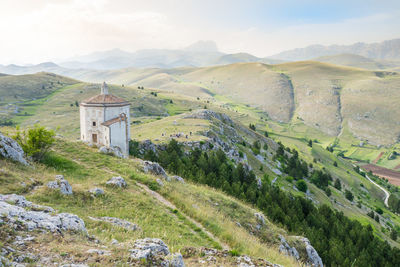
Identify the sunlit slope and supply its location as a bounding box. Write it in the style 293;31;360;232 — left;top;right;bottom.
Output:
180;63;295;122
0;72;77;103
276;61;400;145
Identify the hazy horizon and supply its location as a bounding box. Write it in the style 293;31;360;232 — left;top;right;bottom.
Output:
1;0;400;65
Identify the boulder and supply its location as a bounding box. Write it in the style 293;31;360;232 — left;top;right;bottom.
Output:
99;145;125;158
106;176;127;188
89;188;104;196
89;216;139;231
171;176;185;183
0;132;28;165
142;161;168;179
129;238;170;260
0;199;87;234
47;175;73;195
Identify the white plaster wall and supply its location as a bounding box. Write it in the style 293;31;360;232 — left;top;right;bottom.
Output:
80;106;106;146
109;120;128;154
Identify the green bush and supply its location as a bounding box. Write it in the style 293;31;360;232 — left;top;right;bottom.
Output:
345;190;354;201
13;125;55;161
296;179;308;192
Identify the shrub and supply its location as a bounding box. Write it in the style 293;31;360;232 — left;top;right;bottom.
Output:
296;179;308;192
333;161;338;167
345;190;354;201
334;179;342;191
13;125;55;161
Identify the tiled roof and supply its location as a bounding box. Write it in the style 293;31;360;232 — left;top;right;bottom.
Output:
83;94;129;105
101;115;127;127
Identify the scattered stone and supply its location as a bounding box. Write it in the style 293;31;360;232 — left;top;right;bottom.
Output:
129;238;170;260
106;176;127;188
89;188;104;196
60;264;89;267
0;199;87;234
47;175;73;195
86;249;111;256
99;145;125;158
254;212;266;225
156;178;164;187
0;132;28;165
142;161;168;179
111;239;119;245
171;175;185;183
88;216;139;231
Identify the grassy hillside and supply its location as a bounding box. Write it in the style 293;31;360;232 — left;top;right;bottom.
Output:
0;135;299;266
2;76;399;247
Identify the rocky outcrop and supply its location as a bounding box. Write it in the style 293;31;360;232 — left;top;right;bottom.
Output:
0;194;54;213
47;175;73;195
302;238;323;267
106;176;127;188
0;132;28;165
0;197;87;234
129;238;184;266
142;160;168;179
99;145;125;158
89;216;139;231
278;235;300;261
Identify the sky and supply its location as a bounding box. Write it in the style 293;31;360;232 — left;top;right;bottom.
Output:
0;0;399;64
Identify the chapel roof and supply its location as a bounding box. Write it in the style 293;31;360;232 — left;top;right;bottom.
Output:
81;82;129;106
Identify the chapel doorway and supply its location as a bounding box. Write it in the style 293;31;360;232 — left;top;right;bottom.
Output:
92;133;97;143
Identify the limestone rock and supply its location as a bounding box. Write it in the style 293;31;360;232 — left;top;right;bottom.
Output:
142;161;168;179
0;199;87;234
171;176;185;183
302;238;323;267
129;238;170;260
47;175;73;195
156;178;164;187
86;249;111;256
0;194;54;213
278;235;300;261
167;253;185;267
0;132;28;165
106;176;127;188
99;145;125;158
89;188;104;196
254;212;266;225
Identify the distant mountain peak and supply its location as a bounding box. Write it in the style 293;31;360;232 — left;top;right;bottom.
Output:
184;40;219;52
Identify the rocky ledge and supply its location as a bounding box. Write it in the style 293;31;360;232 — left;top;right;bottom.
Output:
0;194;87;234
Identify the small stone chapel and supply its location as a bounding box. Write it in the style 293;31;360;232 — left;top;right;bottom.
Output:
80;82;130;155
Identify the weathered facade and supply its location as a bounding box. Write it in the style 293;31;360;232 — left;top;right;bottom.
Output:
80;82;130;155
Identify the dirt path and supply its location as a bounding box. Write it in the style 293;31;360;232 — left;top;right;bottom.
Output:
69;156;229;250
365;174;389;207
354;164;390;207
136;183;230;250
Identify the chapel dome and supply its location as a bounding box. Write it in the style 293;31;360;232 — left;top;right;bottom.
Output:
81;82;130;106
